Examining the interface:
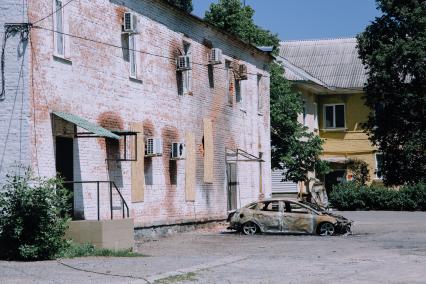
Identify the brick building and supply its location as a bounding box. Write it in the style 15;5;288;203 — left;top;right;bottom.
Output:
0;0;272;230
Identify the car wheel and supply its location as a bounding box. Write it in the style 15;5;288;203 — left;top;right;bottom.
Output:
318;222;335;236
242;222;258;235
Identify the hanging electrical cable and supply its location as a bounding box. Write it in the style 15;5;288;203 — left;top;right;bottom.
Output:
31;25;269;78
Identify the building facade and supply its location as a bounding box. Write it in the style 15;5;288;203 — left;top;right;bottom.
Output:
279;38;381;192
0;0;272;228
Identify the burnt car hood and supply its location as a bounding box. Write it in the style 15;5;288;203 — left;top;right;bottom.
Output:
321;211;352;224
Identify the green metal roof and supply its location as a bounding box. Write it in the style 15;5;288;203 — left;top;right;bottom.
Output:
53;112;120;139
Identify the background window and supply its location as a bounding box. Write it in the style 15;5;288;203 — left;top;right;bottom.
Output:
313;102;318;130
375;153;383;179
324;104;345;129
182;42;192;94
129;34;137;78
226;61;232;105
55;0;64;56
303;101;307;126
235;79;242;103
257;75;262;111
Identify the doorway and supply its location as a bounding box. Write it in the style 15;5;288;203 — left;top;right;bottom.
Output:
55;136;74;216
324;169;346;194
226;163;238;211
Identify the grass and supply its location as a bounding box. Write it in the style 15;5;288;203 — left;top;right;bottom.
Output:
57;241;146;258
154;272;198;284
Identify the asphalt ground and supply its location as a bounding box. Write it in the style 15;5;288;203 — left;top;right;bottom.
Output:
1;211;425;284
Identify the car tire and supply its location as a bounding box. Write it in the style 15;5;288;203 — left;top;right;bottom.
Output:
242;222;258;235
318;222;335;236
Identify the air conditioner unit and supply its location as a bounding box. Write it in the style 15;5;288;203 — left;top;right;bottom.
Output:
239;64;248;80
170;142;185;160
145;138;163;157
176;55;191;71
123;12;137;33
208;48;222;65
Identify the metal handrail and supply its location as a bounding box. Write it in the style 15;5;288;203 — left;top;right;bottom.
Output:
63;181;130;221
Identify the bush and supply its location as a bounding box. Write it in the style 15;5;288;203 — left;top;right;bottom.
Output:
329;182;426;211
0;169;71;260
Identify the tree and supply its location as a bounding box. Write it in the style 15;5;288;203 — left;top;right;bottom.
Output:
204;0;279;48
166;0;193;13
269;64;329;182
357;0;426;186
204;0;327;183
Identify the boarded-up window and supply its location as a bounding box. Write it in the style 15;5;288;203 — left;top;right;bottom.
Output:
185;131;196;201
131;123;145;202
203;118;214;183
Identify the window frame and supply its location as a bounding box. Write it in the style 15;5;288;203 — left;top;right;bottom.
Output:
225;60;233;105
235;78;242;104
313;102;318;130
182;41;192;95
323;103;346;129
129;34;137;78
302;100;307;126
53;0;65;57
257;74;263;112
375;153;383;180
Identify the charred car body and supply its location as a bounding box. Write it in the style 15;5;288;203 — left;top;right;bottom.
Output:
227;198;352;236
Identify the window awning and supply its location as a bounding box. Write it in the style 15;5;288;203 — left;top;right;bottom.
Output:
53;112;120;140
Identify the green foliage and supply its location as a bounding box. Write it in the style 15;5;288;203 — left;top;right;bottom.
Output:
166;0;193;13
329;182;426;211
357;0;426;186
0;169;70;260
270;63;328;182
204;0;326;182
58;241;144;258
347;159;370;185
204;0;279;49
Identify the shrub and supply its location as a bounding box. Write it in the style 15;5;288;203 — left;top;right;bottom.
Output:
0;169;71;260
57;241;144;258
329;182;426;211
346;159;370;185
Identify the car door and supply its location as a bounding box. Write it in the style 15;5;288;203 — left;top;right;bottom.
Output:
283;201;316;234
253;201;283;233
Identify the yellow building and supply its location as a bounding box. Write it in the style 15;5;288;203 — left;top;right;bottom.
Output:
279;38;382;192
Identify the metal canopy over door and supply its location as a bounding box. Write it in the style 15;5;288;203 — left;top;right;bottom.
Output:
225;148;264;211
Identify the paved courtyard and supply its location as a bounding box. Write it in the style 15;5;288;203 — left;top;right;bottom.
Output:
1;211;426;283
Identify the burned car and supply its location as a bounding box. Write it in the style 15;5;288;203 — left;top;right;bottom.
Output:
227;198;352;236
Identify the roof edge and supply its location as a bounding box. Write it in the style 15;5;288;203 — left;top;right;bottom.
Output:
277;56;334;90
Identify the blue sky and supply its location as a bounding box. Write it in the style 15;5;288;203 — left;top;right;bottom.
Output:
192;0;381;41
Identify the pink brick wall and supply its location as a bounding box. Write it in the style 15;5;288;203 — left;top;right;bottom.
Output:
27;0;271;227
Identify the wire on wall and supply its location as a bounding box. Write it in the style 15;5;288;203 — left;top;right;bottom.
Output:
32;25;269;78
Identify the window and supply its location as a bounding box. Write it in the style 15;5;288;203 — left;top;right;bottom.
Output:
182;42;192;95
258;201;280;212
313;102;318;130
129;34;137;78
302;100;307;126
257;75;262;112
375;153;383;179
286;202;310;214
324;104;345;129
54;0;64;56
235;79;242;103
226;60;232;105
